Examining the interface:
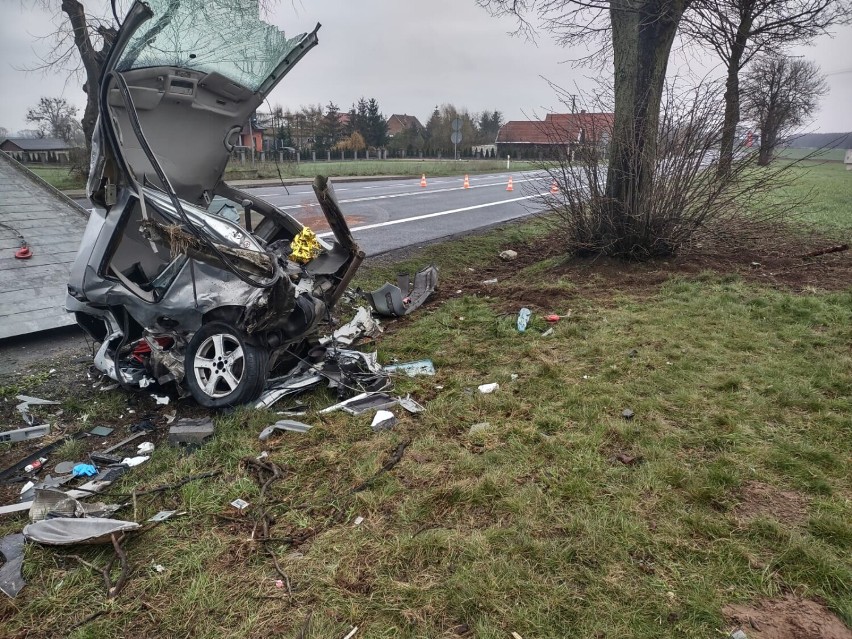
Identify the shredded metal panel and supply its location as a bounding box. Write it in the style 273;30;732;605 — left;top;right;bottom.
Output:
0;152;88;339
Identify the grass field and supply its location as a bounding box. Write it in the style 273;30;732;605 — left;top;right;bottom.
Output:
223;158;535;182
26;165;86;191
778;147;847;162
0;163;850;638
770;161;852;231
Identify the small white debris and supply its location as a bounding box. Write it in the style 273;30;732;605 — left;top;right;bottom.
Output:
137;442;155;454
153;564;166;573
542;328;554;337
353;516;364;526
49;369;57;375
230;498;250;511
139;377;155;388
510;373;518;381
499;249;518;261
478;383;499;394
481;278;498;285
121;455;150;467
164;411;177;424
152;394;170;405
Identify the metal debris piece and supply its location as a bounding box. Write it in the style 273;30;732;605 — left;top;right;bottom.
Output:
0;533;26;598
363;265;438;317
319;306;383;346
384;359;435;377
147;510;183;523
478;383;499;394
255;368;325;409
370;410;397;432
322;392;399;416
0;424;50;444
89;426;114;437
23;517;140;546
398;395;425;414
258;420;313;440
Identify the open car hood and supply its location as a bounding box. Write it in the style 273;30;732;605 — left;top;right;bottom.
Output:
99;0;318;205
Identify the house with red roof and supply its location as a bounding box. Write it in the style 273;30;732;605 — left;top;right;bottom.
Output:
496;111;614;159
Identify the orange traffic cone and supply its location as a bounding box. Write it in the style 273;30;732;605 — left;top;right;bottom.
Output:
420;174;427;188
550;180;559;194
506;176;514;192
463;174;470;189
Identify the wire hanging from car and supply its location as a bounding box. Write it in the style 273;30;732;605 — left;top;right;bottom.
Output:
264;98;291;196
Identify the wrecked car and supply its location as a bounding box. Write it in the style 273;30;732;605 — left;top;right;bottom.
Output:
67;0;363;407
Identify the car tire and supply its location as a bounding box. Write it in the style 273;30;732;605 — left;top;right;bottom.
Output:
184;322;268;408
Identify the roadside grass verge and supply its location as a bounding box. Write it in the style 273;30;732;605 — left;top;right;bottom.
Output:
0;167;850;638
223;159;535;182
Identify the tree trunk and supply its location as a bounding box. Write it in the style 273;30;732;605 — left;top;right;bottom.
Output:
61;0;116;171
717;23;751;179
605;0;686;254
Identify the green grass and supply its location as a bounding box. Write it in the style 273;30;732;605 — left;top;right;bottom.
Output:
26;165;86;191
770;161;852;231
779;147;847;162
0;162;850;638
223;158;534;182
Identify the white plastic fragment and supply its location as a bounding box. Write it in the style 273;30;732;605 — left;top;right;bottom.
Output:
151;395;170;405
478;383;499;394
353;516;364;526
120;455;149;467
341;627;359;639
370;410;397;432
137;442;155;454
230;498;250;511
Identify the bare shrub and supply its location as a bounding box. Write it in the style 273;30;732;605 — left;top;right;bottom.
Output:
531;81;804;260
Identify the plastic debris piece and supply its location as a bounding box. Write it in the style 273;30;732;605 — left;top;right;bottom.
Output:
517;307;532;332
120;455;149;467
353;516;364;526
137;442;155;454
384;359;435;377
164;412;177;424
258;420;313;441
363;265;438;317
481;278;498;285
20;481;34;496
398;396;425;414
89;426;114;437
153;564;166;573
370;410;397;432
54;461;77;474
478;383;499;394
23;517;140;545
342;627;359;639
72;464;98;478
168;418;214;446
0;533;26;598
0;424;51;444
319;306;383;347
541;328;554;337
152;394;170;405
230;498;250;511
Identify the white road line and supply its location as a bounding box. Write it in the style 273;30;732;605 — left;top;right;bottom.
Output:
266;177;547;210
317;193;542;237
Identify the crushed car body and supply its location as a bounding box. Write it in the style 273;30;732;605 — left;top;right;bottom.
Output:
67;0;364;407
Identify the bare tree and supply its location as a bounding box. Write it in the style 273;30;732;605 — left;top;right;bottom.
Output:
741;55;828;166
25;96;80;141
478;0;695;255
682;0;850;178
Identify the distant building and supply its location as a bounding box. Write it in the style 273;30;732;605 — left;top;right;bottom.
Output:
496;112;614;159
386;114;425;138
0;138;74;163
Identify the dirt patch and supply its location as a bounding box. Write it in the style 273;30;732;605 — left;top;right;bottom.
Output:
733;481;809;525
436;220;852;314
293;212;366;233
724;594;852;639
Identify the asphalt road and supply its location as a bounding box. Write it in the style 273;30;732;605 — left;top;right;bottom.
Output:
75;171;553;256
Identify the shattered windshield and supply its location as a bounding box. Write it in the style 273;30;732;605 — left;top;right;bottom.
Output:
116;0;306;92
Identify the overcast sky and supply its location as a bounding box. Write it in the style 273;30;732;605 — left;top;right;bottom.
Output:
1;0;850;135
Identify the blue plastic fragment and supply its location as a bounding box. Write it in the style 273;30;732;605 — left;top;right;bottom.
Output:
71;464;97;478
